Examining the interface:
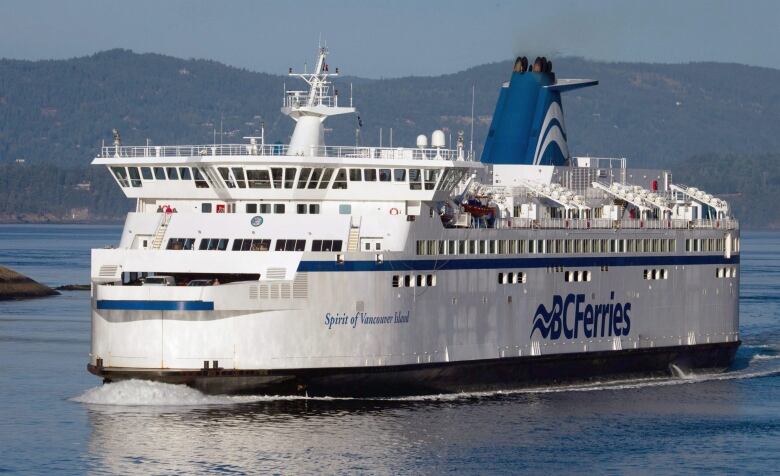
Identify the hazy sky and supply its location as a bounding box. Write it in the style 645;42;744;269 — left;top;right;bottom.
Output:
0;0;777;77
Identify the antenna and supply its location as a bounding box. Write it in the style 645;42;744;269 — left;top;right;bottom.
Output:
350;82;353;107
390;128;393;148
469;84;475;160
379;127;383;147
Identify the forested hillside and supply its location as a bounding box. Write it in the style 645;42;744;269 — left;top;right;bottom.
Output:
1;50;779;227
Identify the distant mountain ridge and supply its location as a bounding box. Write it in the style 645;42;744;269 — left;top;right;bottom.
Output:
0;50;779;228
2;49;780;167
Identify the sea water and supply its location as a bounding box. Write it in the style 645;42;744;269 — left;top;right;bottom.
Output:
1;225;779;474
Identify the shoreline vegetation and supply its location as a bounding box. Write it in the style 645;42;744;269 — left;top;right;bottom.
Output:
0;266;60;300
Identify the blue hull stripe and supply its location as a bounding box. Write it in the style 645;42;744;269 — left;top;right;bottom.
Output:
298;255;740;272
96;300;214;311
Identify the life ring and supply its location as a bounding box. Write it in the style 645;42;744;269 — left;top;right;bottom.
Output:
389;207;400;215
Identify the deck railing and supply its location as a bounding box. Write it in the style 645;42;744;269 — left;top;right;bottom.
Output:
99;144;462;161
494;218;738;230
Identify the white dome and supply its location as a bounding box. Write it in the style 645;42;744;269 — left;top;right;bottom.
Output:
431;130;446;148
416;134;428;148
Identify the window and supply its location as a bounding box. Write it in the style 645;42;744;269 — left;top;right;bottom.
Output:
333;168;348;189
379;169;392;182
179;167;192;180
230;167;245;188
259;204;271;213
275;239;306;251
364;169;377;182
339;204;352;214
416;240;426;255
424;169;440;190
349;169;362;181
218;167;235;188
392;275;400;287
284;168;296;189
111;167;129;187
166;238;195;250
319;168;334;189
312;240;343;252
394;169;406;182
409;169;422;190
154;167;166;180
307;169;322;189
297;168;312;188
274;204;285;214
128;167;142;187
246;204;257;214
141;167;153;180
199;238;229;251
232;239;271;251
271;168;283;188
166;167;179;180
416;275;424;287
193;168;209;188
297;204;307;214
202;203;212;213
309;204;320;214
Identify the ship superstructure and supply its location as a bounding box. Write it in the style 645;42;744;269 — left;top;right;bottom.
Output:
87;50;739;396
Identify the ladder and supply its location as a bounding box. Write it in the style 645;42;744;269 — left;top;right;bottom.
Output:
150;214;172;250
347;226;360;252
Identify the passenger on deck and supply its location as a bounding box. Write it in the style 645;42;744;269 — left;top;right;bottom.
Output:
156;205;163;213
213;278;220;285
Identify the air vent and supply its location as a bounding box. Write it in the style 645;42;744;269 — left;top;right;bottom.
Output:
280;283;291;299
98;265;119;278
249;285;258;299
293;273;308;299
259;284;270;299
266;267;286;280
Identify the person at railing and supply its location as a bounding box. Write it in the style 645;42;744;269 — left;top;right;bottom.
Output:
156;205;163;213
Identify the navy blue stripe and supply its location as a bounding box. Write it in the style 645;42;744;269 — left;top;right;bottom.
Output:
96;300;214;311
298;254;740;272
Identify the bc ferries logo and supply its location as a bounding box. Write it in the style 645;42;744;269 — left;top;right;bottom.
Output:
530;292;631;340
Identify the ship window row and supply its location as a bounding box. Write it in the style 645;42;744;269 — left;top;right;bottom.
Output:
685;238;731;253
716;267;737;278
111;166;210;188
564;270;592;282
415;238;677;256
392;274;437;288
498;272;527;284
643;269;668;280
165;238;342;252
216;166;460;191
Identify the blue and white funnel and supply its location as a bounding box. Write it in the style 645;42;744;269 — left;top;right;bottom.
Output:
481;57;597;166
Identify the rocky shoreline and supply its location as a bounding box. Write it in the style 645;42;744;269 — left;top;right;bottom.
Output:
0;266;60;300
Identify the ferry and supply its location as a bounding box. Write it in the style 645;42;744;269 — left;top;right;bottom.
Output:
87;48;740;396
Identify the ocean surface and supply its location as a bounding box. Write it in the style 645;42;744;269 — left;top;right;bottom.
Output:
1;224;779;474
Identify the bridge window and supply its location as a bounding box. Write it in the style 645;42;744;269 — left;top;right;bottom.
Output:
270;168;282;188
409;169;422;190
297;168;312;188
128;167;142;187
284;168;296;189
218;167;236;188
166;167;179;180
379;169;392;182
110;167;129;187
394;169;406;182
232;167;246;188
364;169;377;181
319;168;334;189
307;169;323;189
199;238;229;251
154;167;166;180
193;168;210;188
424;169;440;190
179;167;192;180
333;169;348;189
166;238;195;250
141;167;153;180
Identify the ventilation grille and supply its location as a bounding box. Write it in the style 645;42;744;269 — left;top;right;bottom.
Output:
266;267;286;280
98;265;119;278
259;284;270;299
293;273;309;299
249;285;258;299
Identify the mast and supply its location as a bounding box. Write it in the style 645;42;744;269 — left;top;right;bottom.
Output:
282;46;356;156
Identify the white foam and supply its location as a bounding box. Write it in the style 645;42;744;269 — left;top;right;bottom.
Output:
750;354;780;362
72;379;300;406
